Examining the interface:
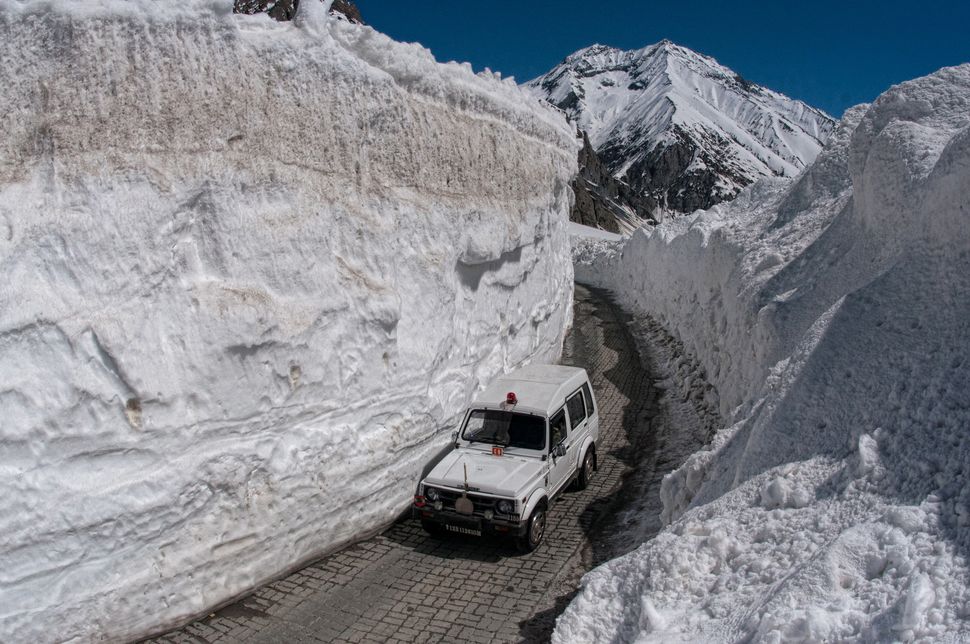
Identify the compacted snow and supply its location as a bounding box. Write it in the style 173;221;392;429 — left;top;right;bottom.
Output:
564;65;970;642
0;1;577;641
569;221;624;243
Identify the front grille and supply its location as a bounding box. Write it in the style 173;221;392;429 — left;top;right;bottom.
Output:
438;489;493;514
432;488;518;520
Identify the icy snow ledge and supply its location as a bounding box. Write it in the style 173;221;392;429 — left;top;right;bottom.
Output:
563;65;970;642
0;2;577;642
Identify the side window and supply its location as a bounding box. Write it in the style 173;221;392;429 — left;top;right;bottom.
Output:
582;382;595;415
549;408;568;448
566;391;586;427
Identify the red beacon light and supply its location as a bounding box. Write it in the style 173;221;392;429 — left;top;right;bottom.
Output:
506;392;517;405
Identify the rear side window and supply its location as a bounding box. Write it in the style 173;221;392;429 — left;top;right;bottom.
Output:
566;391;587;426
582;382;595;415
549;408;567;447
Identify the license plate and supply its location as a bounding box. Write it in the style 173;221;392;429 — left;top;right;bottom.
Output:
445;524;482;536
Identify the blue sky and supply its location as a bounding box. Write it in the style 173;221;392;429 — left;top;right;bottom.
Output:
360;0;970;118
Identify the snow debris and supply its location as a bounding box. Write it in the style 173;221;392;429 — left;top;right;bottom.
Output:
561;64;970;642
0;2;578;642
660;446;716;524
759;470;812;510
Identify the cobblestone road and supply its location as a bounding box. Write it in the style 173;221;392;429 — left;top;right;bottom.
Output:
146;285;659;644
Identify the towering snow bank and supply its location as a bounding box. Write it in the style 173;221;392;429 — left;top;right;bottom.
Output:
564;65;970;642
0;2;577;641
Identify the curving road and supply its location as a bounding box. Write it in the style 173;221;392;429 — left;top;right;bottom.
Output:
147;285;667;644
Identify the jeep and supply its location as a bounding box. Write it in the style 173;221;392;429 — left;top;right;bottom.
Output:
413;364;599;552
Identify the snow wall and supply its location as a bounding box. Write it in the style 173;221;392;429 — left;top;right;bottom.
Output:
0;2;578;641
565;65;970;642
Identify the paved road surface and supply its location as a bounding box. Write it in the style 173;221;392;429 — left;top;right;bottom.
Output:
147;285;660;644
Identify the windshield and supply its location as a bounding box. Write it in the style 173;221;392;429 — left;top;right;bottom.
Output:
461;409;546;451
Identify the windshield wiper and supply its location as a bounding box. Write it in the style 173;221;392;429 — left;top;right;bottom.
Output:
464;433;509;447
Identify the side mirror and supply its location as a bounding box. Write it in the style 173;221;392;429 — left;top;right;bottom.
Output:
450;431;458;441
553;444;567;458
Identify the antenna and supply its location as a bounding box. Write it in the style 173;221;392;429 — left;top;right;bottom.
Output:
455;462;474;515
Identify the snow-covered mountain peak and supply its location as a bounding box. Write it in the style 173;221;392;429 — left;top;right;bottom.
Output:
562;43;622;67
527;40;836;218
562;39;687;73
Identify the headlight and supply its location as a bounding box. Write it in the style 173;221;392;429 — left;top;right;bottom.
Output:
496;499;514;515
425;487;440;502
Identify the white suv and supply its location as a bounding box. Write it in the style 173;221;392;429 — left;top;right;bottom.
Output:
413;364;599;552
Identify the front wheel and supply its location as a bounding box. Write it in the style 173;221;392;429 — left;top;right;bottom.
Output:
576;449;595;490
516;505;547;553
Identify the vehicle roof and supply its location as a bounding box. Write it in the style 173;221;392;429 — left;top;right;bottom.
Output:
471;364;588;416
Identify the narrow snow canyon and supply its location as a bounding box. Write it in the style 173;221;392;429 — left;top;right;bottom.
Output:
565;64;970;643
1;1;968;643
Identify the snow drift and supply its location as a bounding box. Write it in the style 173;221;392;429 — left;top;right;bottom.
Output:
565;65;970;642
0;1;577;641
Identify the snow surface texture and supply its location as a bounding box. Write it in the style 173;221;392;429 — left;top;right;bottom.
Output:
0;1;578;641
527;42;835;217
568;221;624;243
563;65;970;642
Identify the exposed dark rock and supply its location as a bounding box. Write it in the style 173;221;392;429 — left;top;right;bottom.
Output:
732;73;761;95
234;0;297;20
331;0;363;23
233;0;364;24
570;131;656;233
615;125;752;215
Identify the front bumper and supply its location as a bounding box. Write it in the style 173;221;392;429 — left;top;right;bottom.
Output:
413;506;528;538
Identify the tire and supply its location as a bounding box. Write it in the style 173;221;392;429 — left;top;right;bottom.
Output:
576;449;595;490
421;519;444;537
516;504;547;553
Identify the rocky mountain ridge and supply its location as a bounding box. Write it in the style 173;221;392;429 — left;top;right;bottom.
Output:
528;41;836;228
571;131;655;233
